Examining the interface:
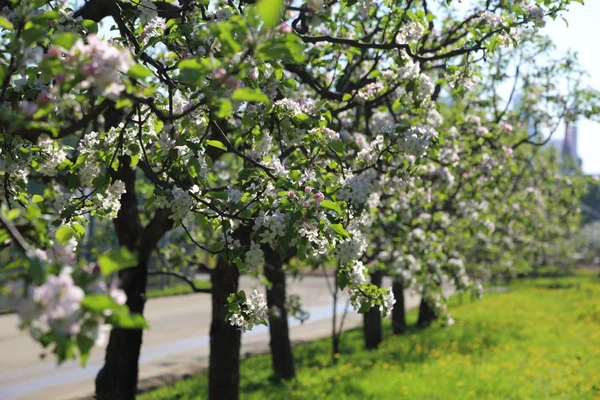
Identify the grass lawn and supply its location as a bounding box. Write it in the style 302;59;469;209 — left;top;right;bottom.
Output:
146;279;211;299
140;275;600;400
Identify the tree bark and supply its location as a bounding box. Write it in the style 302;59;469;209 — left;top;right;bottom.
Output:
264;248;295;379
363;270;382;350
209;256;241;400
331;265;340;363
391;280;406;335
95;158;173;400
417;297;437;328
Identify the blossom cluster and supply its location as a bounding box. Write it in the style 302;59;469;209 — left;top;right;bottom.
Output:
5;243;127;351
228;289;269;332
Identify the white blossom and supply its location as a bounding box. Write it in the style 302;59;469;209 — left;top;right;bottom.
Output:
245;241;264;270
347;260;368;286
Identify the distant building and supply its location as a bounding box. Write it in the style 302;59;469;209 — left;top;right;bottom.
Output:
562;118;582;168
545;117;582;170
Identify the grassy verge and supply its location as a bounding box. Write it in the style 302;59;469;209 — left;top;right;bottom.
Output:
146;279;211;299
140;275;600;400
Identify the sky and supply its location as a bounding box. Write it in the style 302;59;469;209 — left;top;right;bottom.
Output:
540;2;600;175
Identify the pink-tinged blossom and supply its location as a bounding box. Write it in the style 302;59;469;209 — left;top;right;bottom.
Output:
475;11;505;28
212;68;227;80
110;285;127;306
500;122;514;132
46;46;61;58
21;101;38;116
395;21;424;44
278;23;292;33
522;2;545;26
15;269;85;336
64;34;134;99
36;92;53;104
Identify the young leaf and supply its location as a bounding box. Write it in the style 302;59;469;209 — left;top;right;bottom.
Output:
81;294;125;312
0;16;14;30
330;223;350;239
206;139;228;151
232;88;270;104
98;247;138;275
256;0;284;29
128;64;153;80
28;255;47;285
320;200;342;215
52;32;79;50
107;312;149;329
55;225;75;245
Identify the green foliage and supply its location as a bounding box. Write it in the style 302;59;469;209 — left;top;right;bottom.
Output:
55;225;74;245
256;0;284;29
97;247;138;276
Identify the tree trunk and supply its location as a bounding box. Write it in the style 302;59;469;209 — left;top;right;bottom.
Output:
264;248;295;379
209;256;241;400
363;270;383;350
331;267;340;363
417;297;437;328
391;280;406;335
95;158;173;400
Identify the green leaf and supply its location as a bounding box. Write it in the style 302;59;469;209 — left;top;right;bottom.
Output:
28;255;47;285
320;200;342;215
81;294;125;312
115;98;133;109
52;32;79;50
256;35;306;63
178;58;205;86
31;11;60;23
216;99;233;118
206;139;228;151
0;16;14;30
256;0;284;28
32;194;44;203
358;301;372;313
55;225;75;245
5;209;20;221
232;88;270;104
128;64;153;80
188;157;201;178
330;223;350;239
338;273;349;290
107;312;149;329
81;19;98;34
76;334;95;367
72;223;86;239
98;247;138;275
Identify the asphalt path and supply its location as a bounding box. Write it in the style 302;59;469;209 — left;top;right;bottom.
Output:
0;275;431;400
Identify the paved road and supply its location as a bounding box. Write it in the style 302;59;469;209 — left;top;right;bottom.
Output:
0;275;426;400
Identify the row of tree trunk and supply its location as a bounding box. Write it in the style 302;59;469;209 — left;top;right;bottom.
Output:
94;208;434;400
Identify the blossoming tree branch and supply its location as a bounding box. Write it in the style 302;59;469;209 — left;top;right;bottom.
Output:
0;0;597;399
